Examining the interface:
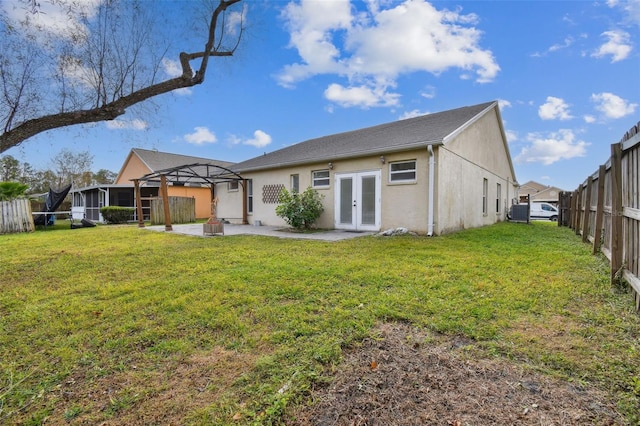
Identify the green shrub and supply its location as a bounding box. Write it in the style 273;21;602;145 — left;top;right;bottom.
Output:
275;187;324;230
100;206;135;224
0;181;29;201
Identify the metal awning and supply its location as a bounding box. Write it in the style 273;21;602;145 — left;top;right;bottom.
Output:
131;163;247;230
133;163;243;185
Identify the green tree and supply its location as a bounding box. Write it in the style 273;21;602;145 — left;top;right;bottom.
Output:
93;169;118;185
0;181;29;200
0;155;21;181
276;187;325;231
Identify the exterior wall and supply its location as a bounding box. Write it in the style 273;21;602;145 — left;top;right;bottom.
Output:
435;108;517;234
220;150;431;232
167;185;212;219
115;153;151;184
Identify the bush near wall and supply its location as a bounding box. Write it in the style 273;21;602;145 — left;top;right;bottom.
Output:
100;206;135;224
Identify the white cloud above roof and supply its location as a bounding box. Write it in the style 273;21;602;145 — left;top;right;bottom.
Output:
591;92;638;119
184;127;217;145
277;0;499;108
515;129;589;165
538;97;573;121
592;30;633;62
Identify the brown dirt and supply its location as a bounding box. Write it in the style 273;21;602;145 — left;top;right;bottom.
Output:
288;322;623;426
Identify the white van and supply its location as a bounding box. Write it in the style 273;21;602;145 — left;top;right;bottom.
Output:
529;202;558;221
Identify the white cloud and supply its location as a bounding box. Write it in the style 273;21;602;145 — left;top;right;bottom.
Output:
399;110;430;120
505;129;518;143
515;129;589;165
244;130;272;148
1;0;100;41
591;92;638;119
498;99;512;109
549;36;575;52
420;86;436;99
324;83;400;108
583;115;596;123
105;119;148;130
278;0;499;108
184;127;217;145
538;96;573;120
607;0;640;26
592;30;633;62
228;130;272;148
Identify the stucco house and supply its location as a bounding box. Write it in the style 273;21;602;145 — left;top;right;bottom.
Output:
216;101;518;235
70;148;233;222
518;180;564;204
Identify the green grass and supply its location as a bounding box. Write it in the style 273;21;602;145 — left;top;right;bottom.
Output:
1;221;638;424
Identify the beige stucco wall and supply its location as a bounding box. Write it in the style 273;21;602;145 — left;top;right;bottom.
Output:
216;151;432;232
435;107;517;234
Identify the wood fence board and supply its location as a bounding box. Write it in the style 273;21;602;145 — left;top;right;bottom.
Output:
563;124;640;311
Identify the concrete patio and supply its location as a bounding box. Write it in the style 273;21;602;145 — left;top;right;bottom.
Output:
144;223;376;241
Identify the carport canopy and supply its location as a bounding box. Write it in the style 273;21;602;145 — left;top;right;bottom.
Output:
131;163;246;230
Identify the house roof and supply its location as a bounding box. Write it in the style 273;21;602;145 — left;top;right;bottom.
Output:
115;148;235;183
232;101;497;172
130;148;234;171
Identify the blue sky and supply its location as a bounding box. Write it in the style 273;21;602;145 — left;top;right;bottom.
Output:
3;0;639;192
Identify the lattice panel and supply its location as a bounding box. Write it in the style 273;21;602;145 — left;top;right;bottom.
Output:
263;184;285;204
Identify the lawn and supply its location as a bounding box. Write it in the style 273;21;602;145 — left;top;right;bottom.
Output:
0;222;638;424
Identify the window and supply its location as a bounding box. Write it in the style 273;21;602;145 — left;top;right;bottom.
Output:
291;174;299;193
389;160;417;182
496;183;501;214
482;178;488;215
312;170;330;188
228;181;239;191
246;179;253;213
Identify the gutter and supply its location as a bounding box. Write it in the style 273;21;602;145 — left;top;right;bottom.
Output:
427;144;435;236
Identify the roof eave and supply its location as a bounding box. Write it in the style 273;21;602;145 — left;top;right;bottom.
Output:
234;140;444;173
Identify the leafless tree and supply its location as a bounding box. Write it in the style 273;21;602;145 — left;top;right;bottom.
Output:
0;0;243;153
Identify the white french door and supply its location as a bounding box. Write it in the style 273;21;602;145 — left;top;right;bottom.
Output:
334;171;381;231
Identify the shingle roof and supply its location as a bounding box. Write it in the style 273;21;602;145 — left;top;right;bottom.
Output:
132;148;234;171
233;101;496;172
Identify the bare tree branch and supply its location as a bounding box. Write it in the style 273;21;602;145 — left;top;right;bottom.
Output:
0;0;243;153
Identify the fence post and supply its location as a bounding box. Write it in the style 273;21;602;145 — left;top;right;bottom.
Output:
570;190;577;231
610;143;623;285
592;165;606;254
582;176;592;243
160;175;173;232
574;184;583;235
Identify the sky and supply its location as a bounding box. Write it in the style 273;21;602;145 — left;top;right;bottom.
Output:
2;0;639;192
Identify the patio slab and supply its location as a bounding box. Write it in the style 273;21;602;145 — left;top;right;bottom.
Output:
144;223;376;241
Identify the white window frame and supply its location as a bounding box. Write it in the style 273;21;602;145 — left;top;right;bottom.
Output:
496;183;501;214
482;178;488;215
290;174;299;193
312;170;330;188
228;181;239;192
389;160;417;183
247;179;253;214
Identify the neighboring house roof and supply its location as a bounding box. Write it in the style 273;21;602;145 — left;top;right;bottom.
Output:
518;180;565;202
115;148;235;182
232;101;498;173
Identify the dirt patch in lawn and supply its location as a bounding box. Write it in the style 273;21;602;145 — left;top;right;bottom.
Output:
288;322;623;425
44;346;256;425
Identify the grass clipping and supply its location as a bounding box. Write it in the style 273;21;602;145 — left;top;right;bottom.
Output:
289;322;621;425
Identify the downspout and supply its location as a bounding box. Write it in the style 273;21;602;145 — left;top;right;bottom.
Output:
427;144;435;236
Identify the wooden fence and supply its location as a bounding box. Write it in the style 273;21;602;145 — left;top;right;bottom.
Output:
561;122;640;311
0;199;35;234
150;196;195;225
